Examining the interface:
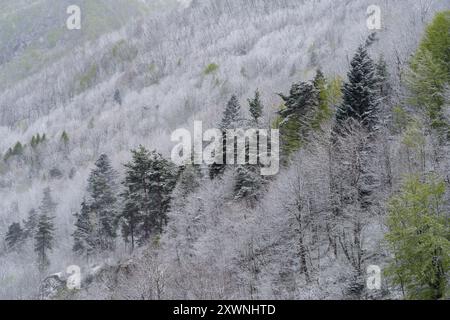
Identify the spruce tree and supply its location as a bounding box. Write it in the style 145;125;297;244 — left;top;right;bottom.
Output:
72;201;95;261
23;208;38;239
122;146;177;248
248;90;263;124
87;154;118;251
335;45;379;131
5;222;25;251
35;187;57;272
34;213;55;272
210;95;242;179
220;95;241;130
278;81;318;156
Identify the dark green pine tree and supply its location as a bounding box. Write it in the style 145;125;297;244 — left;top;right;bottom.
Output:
122;146;177;249
278;81;318;157
23;208;39;239
210;95;242;179
248;90;263;124
34;213;55;272
72;200;95;261
5;222;25;251
87;154;118;252
35;187;57;272
335;45;379;131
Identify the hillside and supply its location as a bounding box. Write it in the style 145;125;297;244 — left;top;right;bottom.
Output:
0;0;448;300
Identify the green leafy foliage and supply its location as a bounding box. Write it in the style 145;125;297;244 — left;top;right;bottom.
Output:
385;175;449;299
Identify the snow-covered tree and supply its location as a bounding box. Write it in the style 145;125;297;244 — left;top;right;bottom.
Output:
86;154;118;252
121;146;177;249
34;213;55;272
210;95;242;179
248;90;263;124
278;81;318;157
72;200;95;261
335;45;379;132
5;222;25;251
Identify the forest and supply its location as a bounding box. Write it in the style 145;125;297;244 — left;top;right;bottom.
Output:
0;0;448;300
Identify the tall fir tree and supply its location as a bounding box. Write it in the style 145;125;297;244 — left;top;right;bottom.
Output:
23;208;38;239
5;222;25;251
248;90;263;124
122;146;177;249
35;188;57;272
86;154;118;251
210;95;242;179
72;200;95;261
335;45;379;131
34;213;55;272
278;81;318;157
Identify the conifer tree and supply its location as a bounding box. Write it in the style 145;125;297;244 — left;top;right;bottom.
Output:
23;208;38;239
122;146;177;248
12;142;24;156
5;222;25;251
72;201;95;261
87;154;118;251
248;90;263;124
210;95;242;179
278;81;318;157
35;187;57;272
35;213;55;272
335;45;379;131
220;95;241;130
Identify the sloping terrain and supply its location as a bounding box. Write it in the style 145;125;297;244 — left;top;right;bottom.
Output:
0;0;448;299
